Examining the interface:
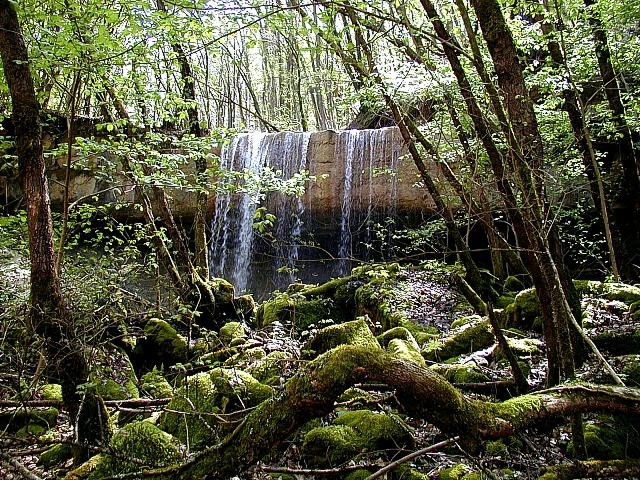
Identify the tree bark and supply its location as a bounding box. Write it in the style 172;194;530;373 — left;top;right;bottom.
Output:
0;0;109;463
133;346;640;480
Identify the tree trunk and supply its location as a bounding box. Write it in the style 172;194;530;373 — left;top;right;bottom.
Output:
0;0;109;463
137;346;640;480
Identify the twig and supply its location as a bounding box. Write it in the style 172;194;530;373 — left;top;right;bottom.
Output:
365;436;460;480
260;463;379;475
0;450;44;480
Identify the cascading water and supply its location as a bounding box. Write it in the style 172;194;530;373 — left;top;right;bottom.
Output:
209;131;311;293
209;127;405;296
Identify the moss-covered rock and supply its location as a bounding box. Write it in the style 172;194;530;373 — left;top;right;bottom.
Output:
377;327;419;349
394;464;430;479
133;318;188;370
247;350;288;385
301;409;413;467
219;321;246;344
302;317;380;359
388;338;426;367
140;369;173;399
567;422;628;459
422;319;494;362
257;292;344;332
90;345;139;401
38;442;73;468
88;421;182;479
431;364;490;384
333;409;413;449
435;463;473;480
223;346;266;369
158;368;273;448
344;469;374;480
257;293;303;327
39;383;63;401
337;387;376;405
504;288;541;330
16;423;47;438
0;407;58;433
503;276;526;292
450;315;481;330
63;454;104;480
233;294;256;322
574;280;640;305
301;424;362;466
208;277;235;303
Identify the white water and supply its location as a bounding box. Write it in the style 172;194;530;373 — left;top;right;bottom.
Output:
209;127;403;295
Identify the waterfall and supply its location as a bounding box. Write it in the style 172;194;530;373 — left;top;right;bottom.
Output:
334;127;403;276
209;131;312;293
209;127;404;296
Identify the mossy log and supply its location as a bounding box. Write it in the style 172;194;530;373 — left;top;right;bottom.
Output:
121;346;640;479
539;459;640;479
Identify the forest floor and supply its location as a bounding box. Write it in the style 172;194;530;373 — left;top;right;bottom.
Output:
1;253;640;479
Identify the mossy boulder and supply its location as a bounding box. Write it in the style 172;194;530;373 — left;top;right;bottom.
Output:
345;469;374;480
208;277;235;303
377;326;419;349
387;338;426;367
302;317;380;359
435;464;473;480
0;407;58;433
574;280;640;305
39;383;63;401
567;422;629;459
247;350;288;385
158;368;273;448
337;387;375;405
334;409;413;448
257;293;303;327
301;409;412;467
301;424;362;466
140;369;173;399
233;294;257;323
504;288;540;330
431;364;490;384
223;346;266;369
258;292;344;332
219;321;246;344
423;319;494;362
38;442;73;468
503;275;526;292
16;423;47;438
90;345;139;401
133;318;188;370
88;421;182;479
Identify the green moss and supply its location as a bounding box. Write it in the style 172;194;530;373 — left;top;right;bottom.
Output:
503;276;526;292
224;346;266;369
394;464;430;479
450;315;481;329
567;423;627;459
574;280;640;305
621;355;640;386
345;469;374;480
492;394;542;424
485;440;509;456
219;321;246;344
504;288;540;330
436;463;472;480
378;327;419;348
135;318;188;368
247;351;288;384
38;443;73;468
159;368;273;448
431;364;489;384
0;407;59;433
301;424;362;466
140;369;173;399
233;294;256;322
495;295;515;309
16;423;47;438
333;409;413;449
90;345;139;401
64;454;104;480
208;277;235;303
422;319;494;362
88;421;182;479
387;338;426;367
257;293;302;327
302;317;380;359
39;383;62;401
337;387;375;404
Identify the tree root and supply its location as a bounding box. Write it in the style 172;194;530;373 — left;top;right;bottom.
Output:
89;346;640;479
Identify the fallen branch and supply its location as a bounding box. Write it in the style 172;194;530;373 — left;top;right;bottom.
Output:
366;436;459;480
0;450;44;480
